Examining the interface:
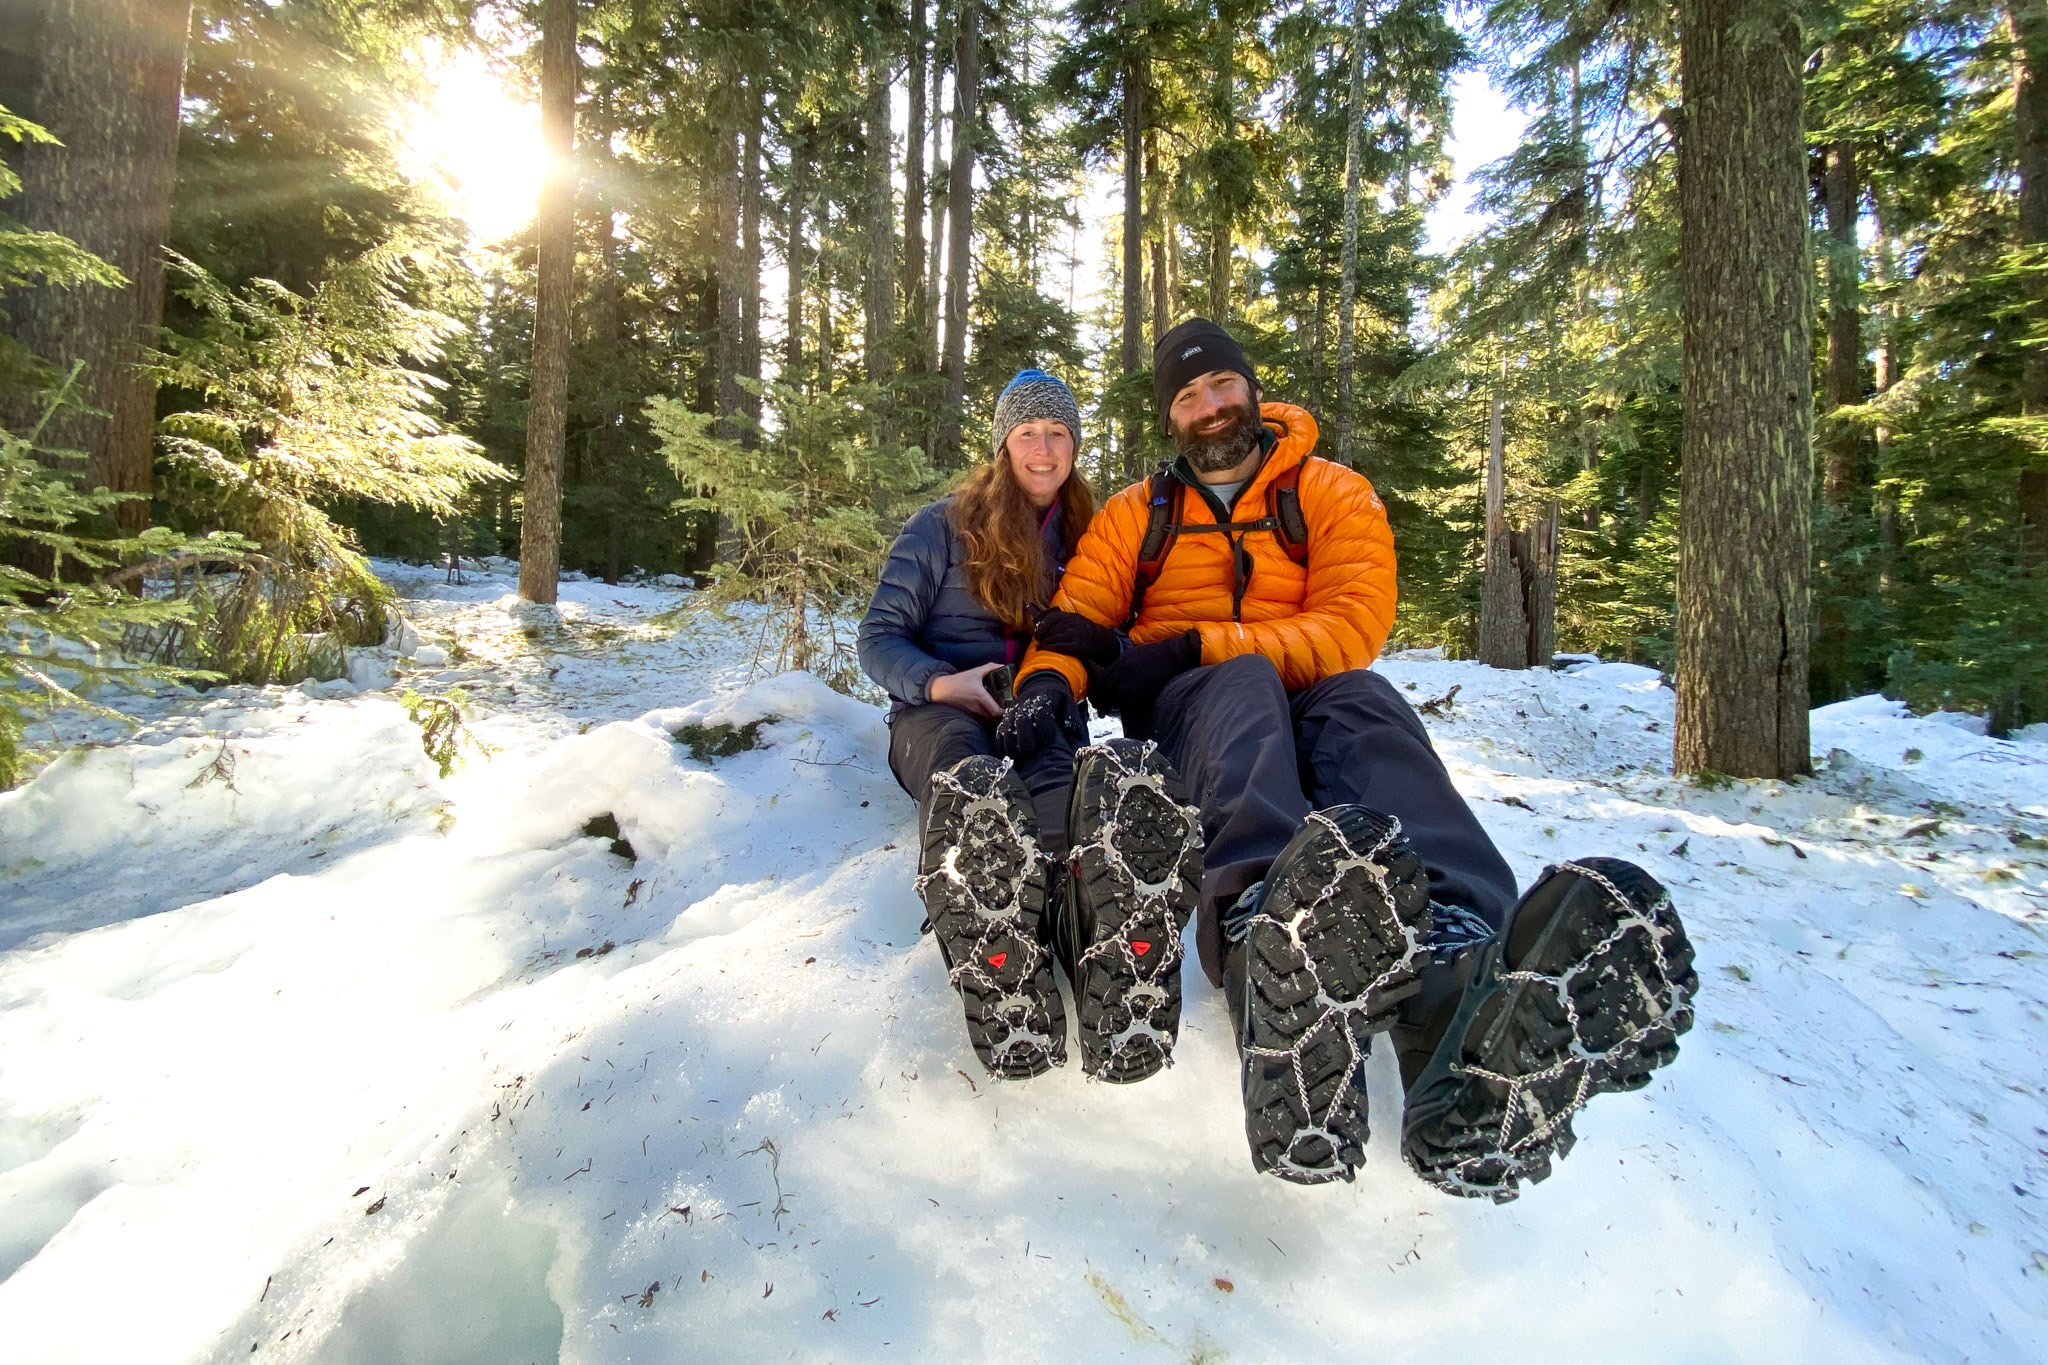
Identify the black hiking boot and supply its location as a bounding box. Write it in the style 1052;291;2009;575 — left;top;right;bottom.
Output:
1397;857;1698;1202
916;755;1067;1079
1062;739;1203;1083
1224;806;1432;1184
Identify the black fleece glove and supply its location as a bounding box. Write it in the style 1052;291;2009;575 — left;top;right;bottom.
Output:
994;673;1088;760
1032;608;1123;667
1093;630;1202;733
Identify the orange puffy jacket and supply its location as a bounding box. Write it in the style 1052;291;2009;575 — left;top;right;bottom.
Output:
1020;402;1398;695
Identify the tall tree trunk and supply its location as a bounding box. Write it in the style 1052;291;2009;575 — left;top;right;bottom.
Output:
1820;138;1863;498
519;0;578;605
927;62;948;385
1872;212;1903;585
588;83;625;581
742;82;763;423
1;0;191;540
1121;11;1145;480
1336;0;1369;468
2009;0;2048;731
940;0;979;466
903;0;928;363
1148;132;1167;346
785;120;808;387
715;124;743;441
1205;20;1234;325
1674;0;1813;778
864;46;895;388
1813;134;1864;703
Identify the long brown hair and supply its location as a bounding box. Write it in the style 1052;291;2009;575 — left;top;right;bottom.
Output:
953;455;1096;632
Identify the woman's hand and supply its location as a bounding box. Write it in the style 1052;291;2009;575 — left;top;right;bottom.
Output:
927;662;1007;720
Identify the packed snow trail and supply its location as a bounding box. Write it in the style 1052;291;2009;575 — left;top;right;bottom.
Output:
1;559;2044;1363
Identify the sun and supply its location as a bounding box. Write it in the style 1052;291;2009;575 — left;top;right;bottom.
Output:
395;44;550;244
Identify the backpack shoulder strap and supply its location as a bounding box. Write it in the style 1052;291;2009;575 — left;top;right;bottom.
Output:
1123;469;1182;632
1270;455;1314;564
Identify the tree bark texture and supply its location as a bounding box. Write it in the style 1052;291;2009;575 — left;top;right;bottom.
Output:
1478;389;1560;669
1148;129;1166;347
786;119;808;385
741;84;762;423
902;0;928;364
2010;0;2048;730
940;0;979;467
1675;0;1813;777
2;0;191;536
1820;138;1863;499
1121;8;1145;480
519;0;577;605
714;124;743;440
1813;135;1864;703
863;47;894;387
927;65;948;384
1336;0;1369;468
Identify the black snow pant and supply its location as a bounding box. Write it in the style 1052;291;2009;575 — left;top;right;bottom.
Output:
1149;654;1517;985
885;702;1081;860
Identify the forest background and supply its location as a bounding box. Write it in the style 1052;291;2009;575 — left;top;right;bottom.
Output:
2;0;2044;789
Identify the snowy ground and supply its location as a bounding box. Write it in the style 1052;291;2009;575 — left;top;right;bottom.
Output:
2;559;2045;1364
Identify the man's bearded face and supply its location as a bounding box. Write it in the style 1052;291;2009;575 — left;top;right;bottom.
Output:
1171;394;1264;474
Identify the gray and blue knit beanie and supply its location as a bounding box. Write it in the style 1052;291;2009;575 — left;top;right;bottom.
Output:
990;368;1082;460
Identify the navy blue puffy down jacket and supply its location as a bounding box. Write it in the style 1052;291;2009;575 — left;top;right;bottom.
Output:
857;496;1067;712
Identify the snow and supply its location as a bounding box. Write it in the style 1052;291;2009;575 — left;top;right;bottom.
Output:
3;558;2045;1364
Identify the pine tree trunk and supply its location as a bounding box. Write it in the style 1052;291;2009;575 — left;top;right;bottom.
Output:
519;0;577;606
1148;129;1167;346
1;0;191;540
2009;0;2048;732
939;0;978;467
1820;139;1862;497
864;48;895;389
1813;134;1864;703
1336;0;1369;468
715;125;743;442
742;84;763;424
1675;0;1813;778
786;120;808;387
1205;15;1235;324
1121;13;1145;480
902;0;928;363
1151;233;1168;346
928;61;948;387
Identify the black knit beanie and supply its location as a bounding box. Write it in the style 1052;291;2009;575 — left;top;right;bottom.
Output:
1153;317;1259;426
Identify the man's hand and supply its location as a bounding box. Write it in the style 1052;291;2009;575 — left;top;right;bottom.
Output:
927;662;1006;720
1032;608;1123;666
1094;630;1201;733
995;674;1087;759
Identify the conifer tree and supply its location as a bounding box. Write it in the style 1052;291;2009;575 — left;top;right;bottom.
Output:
519;0;577;605
1;0;193;537
1675;0;1812;777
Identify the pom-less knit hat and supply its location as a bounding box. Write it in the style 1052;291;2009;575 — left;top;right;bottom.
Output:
1153;317;1259;426
991;368;1082;459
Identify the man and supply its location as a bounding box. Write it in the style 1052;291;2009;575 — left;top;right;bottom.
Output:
1001;318;1697;1197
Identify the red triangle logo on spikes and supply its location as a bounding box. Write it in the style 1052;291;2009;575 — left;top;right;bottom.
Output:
1131;940;1153;957
987;952;1008;969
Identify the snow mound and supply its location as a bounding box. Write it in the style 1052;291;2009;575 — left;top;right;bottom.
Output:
1;572;2044;1364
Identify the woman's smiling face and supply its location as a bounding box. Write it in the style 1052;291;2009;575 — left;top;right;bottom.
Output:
1004;419;1076;509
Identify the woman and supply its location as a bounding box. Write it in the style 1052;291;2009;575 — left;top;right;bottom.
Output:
858;370;1202;1088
